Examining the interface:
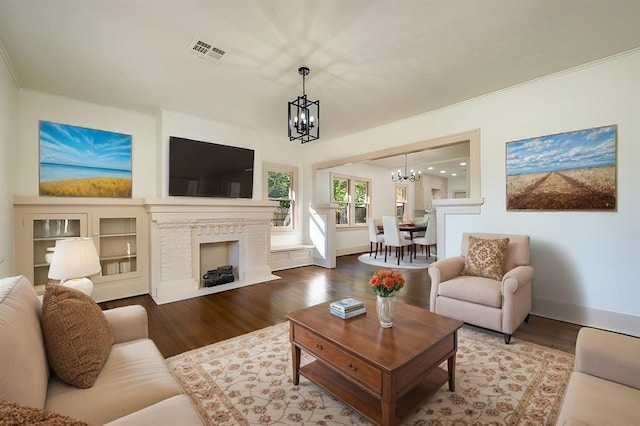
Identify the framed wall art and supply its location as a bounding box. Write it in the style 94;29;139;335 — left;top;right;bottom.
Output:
506;125;616;211
39;120;132;198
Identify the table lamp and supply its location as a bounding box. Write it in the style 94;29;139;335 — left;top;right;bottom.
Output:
48;237;102;296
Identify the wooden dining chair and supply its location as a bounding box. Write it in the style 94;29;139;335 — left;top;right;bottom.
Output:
381;216;413;265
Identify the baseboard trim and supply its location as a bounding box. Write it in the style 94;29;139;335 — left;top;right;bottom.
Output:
533;297;640;337
336;245;368;257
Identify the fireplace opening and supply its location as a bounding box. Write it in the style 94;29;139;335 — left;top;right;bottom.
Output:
199;240;239;288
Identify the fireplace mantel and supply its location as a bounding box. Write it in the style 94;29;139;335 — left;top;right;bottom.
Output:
144;198;279;304
145;197;277;216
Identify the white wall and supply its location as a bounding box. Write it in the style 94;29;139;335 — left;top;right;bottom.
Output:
0;48;18;277
304;49;640;335
17;90;158;198
159;109;306;247
447;176;467;198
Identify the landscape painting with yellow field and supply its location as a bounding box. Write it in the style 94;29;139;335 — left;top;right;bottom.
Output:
39;121;132;198
506;125;616;211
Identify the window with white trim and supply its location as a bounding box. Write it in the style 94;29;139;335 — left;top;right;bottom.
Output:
264;163;297;230
331;173;371;227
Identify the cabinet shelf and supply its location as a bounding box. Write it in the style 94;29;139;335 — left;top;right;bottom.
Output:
100;232;136;238
100;254;137;262
34;236;77;242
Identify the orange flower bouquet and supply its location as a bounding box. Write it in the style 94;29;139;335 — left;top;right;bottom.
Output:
369;269;405;297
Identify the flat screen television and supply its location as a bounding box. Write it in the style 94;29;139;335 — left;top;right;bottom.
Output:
169;137;254;198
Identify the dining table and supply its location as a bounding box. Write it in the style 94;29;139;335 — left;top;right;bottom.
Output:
377;223;427;240
398;223;427;240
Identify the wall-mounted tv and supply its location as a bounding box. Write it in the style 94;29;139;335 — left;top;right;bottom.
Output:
169;137;254;198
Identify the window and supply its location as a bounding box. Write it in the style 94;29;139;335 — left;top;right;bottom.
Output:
395;184;408;222
331;173;371;227
264;163;297;230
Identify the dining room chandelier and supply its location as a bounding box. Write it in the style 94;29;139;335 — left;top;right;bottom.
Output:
391;154;421;182
288;66;320;144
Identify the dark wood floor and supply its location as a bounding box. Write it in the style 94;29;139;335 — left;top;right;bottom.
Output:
101;254;582;358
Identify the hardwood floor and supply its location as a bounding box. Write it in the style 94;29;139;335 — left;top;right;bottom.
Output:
100;254;581;358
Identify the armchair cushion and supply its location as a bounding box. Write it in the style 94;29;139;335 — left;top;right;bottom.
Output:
437;276;502;308
461;236;510;280
41;284;113;389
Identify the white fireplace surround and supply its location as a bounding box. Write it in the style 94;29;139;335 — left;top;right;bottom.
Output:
145;198;279;304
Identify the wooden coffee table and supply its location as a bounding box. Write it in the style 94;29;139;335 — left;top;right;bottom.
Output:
288;299;463;426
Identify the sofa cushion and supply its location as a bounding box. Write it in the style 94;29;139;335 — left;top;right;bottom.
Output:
437;275;502;308
461;236;509;280
41;284;113;389
0;399;89;426
104;395;203;426
0;275;50;408
556;371;640;425
45;339;184;425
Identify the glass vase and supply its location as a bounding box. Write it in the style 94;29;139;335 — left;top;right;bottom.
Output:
376;295;396;328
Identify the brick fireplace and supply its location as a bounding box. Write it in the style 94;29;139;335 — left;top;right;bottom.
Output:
145;198;279;304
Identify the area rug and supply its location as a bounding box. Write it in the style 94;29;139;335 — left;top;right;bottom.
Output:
167;322;573;425
357;253;434;270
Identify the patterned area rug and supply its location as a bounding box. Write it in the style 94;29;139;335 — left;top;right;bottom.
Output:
167;322;573;425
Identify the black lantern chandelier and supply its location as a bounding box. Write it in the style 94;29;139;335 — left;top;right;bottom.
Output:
391;154;421;182
288;66;319;143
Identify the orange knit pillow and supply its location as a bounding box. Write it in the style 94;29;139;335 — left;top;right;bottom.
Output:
41;284;113;389
461;236;510;280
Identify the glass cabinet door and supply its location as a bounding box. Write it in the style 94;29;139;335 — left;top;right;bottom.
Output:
32;216;85;287
97;217;138;277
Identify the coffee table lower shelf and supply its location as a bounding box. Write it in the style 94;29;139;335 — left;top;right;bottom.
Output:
299;359;449;425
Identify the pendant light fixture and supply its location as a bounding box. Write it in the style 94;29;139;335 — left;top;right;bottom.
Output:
391;154;421;182
288;66;320;143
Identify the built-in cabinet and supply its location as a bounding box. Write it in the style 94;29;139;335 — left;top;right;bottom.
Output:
14;197;148;302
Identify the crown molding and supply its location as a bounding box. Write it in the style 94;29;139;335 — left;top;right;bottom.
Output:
0;40;21;88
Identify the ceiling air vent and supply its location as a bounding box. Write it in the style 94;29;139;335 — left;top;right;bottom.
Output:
189;38;226;62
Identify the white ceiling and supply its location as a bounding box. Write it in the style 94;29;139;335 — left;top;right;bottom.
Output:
1;0;640;149
366;142;470;178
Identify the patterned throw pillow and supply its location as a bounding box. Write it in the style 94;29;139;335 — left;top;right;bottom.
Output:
41;284;114;389
461;236;510;280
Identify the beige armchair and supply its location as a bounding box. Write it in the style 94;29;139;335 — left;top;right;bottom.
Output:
428;232;533;343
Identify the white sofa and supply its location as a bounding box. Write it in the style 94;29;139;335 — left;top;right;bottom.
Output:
556;327;640;425
0;275;203;425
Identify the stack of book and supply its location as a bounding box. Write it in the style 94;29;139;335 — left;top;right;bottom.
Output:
330;298;366;319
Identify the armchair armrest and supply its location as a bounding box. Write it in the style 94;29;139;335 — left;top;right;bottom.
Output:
501;265;534;294
428;256;465;311
428;256;465;284
575;327;640;390
103;305;149;344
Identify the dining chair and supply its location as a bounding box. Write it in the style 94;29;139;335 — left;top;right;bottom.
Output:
368;219;384;258
381;216;413;265
413;210;436;259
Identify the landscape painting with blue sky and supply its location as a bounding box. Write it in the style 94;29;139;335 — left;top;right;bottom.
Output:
39;120;132;197
506;125;616;176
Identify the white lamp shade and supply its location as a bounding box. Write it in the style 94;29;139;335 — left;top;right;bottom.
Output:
48;237;101;280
